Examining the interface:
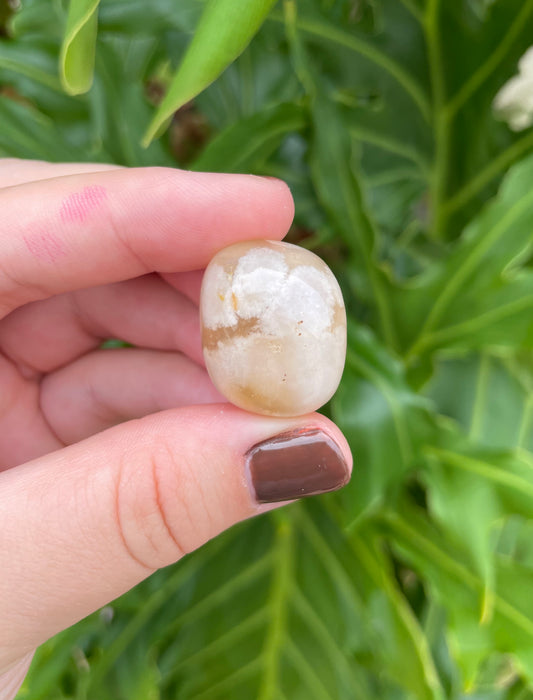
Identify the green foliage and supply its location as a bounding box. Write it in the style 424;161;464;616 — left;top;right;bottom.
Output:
143;0;279;145
60;0;100;94
2;0;533;697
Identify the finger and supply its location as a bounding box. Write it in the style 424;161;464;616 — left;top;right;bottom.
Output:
0;653;33;700
0;274;203;374
40;348;224;443
161;270;203;305
0;158;121;188
0;406;352;665
0;168;294;316
0;354;62;471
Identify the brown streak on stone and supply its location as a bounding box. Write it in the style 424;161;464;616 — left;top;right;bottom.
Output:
332;304;346;330
202;316;261;351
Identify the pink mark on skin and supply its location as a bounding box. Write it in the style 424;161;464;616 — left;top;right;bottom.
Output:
23;229;67;264
59;185;107;224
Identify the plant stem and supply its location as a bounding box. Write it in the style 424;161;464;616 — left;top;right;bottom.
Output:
469;354;491;441
445;0;533;120
517;395;533;450
398;0;424;24
268;10;431;122
424;0;450;239
443;129;533;216
257;512;295;700
349;124;430;173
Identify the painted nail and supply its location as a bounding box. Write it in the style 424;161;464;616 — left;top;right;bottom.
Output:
246;427;351;504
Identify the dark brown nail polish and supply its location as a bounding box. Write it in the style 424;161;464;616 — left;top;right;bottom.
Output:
246;427;351;504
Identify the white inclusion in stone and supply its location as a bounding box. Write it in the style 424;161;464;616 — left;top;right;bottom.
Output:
200;263;237;329
234;247;288;277
280;265;337;335
231;248;289;321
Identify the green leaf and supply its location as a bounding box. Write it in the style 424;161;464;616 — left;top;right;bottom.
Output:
332;323;435;521
60;0;100;95
88;40;175;167
384;502;533;689
192;102;306;173
418;352;533;686
428;0;533;238
0;42;63;92
0;96;79;161
426;353;533;451
396;153;533;358
274;3;431;122
346;522;444;700
417;273;533;354
307;89;399;348
143;0;279;146
8;0;63;38
98;0;201;35
422;444;503;628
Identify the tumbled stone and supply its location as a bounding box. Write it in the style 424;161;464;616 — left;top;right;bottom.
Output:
200;240;347;417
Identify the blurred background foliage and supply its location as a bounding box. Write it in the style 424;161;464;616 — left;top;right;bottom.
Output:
3;0;533;697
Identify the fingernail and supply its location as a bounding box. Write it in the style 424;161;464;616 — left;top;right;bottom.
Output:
246;427;351;504
255;175;282;182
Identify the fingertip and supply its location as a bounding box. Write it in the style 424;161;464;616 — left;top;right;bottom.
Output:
257;175;295;236
241;413;352;506
194;405;351;506
310;413;354;476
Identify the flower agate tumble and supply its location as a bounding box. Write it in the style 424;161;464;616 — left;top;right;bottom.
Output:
200;240;346;417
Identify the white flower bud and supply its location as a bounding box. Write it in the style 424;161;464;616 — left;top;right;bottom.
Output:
494;47;533;131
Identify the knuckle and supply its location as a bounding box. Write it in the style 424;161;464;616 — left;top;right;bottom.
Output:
0;263;45;316
114;437;212;570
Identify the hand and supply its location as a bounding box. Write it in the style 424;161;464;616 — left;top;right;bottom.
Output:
0;160;352;698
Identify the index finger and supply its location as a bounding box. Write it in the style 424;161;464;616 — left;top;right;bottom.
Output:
0;167;294;316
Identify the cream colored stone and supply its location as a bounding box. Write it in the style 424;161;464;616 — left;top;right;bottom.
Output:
200;240;347;416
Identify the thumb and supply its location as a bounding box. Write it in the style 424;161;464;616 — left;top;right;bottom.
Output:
0;405;351;667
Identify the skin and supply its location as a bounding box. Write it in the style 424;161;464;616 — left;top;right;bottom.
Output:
0;160;352;698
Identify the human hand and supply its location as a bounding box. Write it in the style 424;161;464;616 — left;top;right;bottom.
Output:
0;160;352;699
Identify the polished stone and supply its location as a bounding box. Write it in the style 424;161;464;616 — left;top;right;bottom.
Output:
200;240;346;416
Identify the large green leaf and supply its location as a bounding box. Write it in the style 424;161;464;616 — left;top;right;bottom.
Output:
19;504;441;700
346;521;444;700
384;501;533;690
143;0;279;145
414;350;533;690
